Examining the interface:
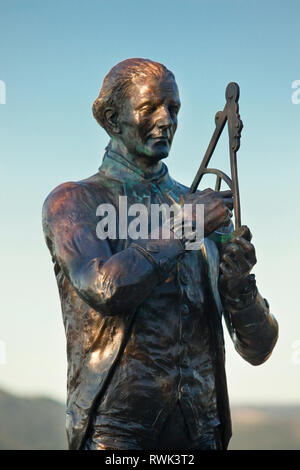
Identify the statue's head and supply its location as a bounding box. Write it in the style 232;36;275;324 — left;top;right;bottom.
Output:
93;58;180;162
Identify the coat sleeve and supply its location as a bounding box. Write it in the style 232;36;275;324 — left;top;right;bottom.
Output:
210;224;278;366
223;289;278;365
42;182;185;316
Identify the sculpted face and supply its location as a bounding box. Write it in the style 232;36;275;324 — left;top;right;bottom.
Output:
115;75;181;162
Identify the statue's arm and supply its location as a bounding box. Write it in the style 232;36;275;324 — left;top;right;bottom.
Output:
222;282;278;365
215;224;278;365
42;182;184;315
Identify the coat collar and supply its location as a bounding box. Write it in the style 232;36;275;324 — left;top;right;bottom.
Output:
99;148;174;193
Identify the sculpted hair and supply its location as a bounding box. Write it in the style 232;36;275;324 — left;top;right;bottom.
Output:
92;58;175;132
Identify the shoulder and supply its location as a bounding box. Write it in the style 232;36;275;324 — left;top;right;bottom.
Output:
42;173;100;228
42;172;111;216
42;171;119;233
42;181;86;221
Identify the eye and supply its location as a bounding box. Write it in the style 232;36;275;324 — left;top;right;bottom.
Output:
169;105;179;117
139;104;155;114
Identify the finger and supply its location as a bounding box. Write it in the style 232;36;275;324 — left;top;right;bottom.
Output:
222;253;241;275
239;225;252;242
216;190;233;198
232;237;254;255
207;203;232;231
222;198;234;211
225;248;254;273
223;215;232;227
201;188;214;194
214;190;234;211
233;238;257;265
219;261;233;279
232;225;252;242
224;243;242;258
240;225;252;242
224;241;254;269
223;207;233;226
211;194;233;210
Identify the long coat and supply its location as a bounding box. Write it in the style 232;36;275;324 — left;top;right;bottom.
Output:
42;152;278;450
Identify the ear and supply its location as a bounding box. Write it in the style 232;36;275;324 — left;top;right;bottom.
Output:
104;108;121;135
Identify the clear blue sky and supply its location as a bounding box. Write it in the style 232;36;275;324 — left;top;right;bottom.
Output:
0;0;299;404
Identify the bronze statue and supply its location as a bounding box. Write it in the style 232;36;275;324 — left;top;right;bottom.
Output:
42;58;278;450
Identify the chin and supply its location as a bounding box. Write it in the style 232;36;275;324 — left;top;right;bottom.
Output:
135;142;170;161
148;144;170;160
147;151;169;162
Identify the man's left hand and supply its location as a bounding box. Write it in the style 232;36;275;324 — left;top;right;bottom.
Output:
219;225;257;297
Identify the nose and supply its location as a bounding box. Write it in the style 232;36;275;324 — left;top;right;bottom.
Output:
156;105;172;129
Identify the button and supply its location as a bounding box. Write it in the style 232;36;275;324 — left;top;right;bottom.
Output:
182;358;189;367
180;303;189;315
180;384;189;394
146;242;160;253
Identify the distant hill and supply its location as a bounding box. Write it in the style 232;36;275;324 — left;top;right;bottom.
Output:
0;389;67;450
0;388;299;450
229;405;300;450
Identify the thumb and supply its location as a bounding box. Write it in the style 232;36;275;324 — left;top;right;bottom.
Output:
231;225;252;242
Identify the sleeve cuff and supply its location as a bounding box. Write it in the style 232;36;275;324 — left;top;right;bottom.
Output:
222;274;258;310
228;291;270;328
130;238;185;282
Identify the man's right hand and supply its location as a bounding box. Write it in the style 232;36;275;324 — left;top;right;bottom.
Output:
181;188;234;237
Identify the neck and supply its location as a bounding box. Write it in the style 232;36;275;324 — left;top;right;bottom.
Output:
109;138;163;176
